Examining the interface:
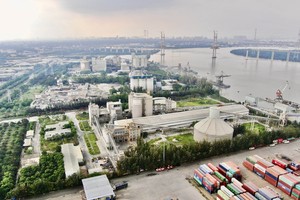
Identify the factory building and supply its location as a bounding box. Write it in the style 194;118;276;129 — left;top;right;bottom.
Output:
89;100;123;125
132;54;148;68
114;104;248;133
80;57;91;71
110;122;141;143
129;70;154;93
119;62;130;73
193;107;234;143
128;92;153;118
153;97;177;112
92;57;106;72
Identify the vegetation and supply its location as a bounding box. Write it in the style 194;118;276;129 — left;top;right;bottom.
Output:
117;122;300;175
84;132;100;155
79;121;92;131
72;72;129;85
166;133;195;146
0;119;28;199
8;152;83;198
177;98;219;107
76;112;89;121
39;117;78;152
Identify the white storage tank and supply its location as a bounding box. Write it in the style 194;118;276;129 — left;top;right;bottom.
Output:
194;107;233;143
132;98;143;118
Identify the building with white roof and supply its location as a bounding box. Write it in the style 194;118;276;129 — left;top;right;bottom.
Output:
26;130;34;138
82;175;115;200
194;107;234;142
61;143;83;178
114;104;248;133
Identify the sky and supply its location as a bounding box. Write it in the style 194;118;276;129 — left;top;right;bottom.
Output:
0;0;300;41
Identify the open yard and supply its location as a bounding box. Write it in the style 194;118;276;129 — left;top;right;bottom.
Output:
177;98;219;107
166;133;195;146
243;122;266;134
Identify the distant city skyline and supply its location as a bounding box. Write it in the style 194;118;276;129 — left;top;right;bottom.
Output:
1;0;300;41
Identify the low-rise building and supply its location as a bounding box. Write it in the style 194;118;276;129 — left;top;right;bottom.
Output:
153;97;177;112
26;130;34;138
61;143;83;178
128;92;153;118
82;175;115;200
23;138;32;147
45;129;71;140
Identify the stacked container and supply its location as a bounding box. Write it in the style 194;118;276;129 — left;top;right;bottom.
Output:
291;184;300;200
243;160;254;171
278;174;300;195
265;166;288;187
194;164;219;193
242;181;259;195
218;162;242;181
258;187;280;200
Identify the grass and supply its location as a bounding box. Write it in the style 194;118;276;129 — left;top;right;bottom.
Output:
243;122;266;134
21;85;45;100
79;121;92;131
166;133;195;146
148;138;162;146
84;132;100;155
177;98;219;107
41;134;78;152
76;112;89;121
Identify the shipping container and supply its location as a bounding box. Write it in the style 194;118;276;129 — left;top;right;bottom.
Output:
207;162;218;172
255;192;268;200
243;160;254;171
272;159;287;169
221;185;234;197
277;180;292;195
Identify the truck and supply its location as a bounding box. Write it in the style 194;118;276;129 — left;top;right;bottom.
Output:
113;181;128;191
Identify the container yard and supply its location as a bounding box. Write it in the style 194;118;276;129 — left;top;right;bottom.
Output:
192;152;300;199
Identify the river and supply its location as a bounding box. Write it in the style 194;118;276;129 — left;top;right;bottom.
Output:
150;48;300;103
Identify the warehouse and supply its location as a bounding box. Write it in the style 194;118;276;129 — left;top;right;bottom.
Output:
61;143;83;178
114;104;248;132
82;175;115;200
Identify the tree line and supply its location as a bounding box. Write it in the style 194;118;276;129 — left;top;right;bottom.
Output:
117;122;300;175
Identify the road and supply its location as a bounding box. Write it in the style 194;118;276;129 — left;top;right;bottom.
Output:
65;112;94;169
28;138;300;200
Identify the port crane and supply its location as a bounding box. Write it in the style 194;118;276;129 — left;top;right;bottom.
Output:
213;71;231;88
275;81;290;100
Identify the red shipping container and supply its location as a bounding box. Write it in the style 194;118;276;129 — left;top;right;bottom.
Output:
207;163;218;172
217;166;227;176
243;160;254;171
272;159;287;169
257;159;273;169
264;174;277;187
242;184;256;195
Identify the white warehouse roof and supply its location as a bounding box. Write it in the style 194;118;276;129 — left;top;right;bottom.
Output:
61;143;83;178
115;104;248;131
82;175;115;200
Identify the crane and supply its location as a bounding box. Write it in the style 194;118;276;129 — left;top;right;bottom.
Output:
275;81;290;100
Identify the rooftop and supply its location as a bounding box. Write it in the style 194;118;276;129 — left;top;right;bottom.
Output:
82;175;115;200
61;143;83;178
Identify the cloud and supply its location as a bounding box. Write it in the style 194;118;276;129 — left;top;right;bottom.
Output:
55;0;177;15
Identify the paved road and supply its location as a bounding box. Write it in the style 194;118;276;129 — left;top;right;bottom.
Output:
65;112;94;169
27;138;300;200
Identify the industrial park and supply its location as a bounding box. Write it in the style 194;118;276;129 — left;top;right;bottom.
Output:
1;1;300;200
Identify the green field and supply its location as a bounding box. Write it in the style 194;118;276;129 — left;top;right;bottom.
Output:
166;133;195;146
243;122;266;134
79;121;92;131
177;98;219;107
76;112;89;121
84;132;100;155
147;137;162;146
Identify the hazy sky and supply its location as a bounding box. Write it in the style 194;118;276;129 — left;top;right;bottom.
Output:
1;0;300;41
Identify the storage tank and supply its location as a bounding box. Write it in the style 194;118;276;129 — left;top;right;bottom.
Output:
132;98;143;118
194;107;233;142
